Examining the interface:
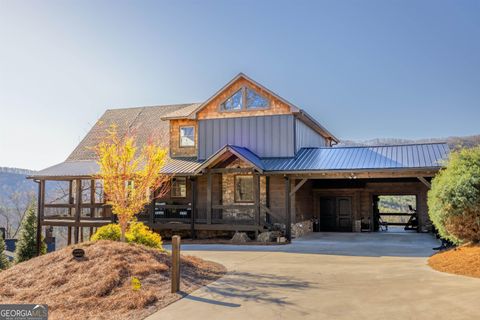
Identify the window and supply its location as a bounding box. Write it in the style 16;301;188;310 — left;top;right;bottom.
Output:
171;177;187;198
180;126;195;147
246;88;269;109
220;89;243;110
220;87;269;111
234;175;254;202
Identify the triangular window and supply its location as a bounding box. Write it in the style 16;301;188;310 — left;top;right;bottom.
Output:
246;88;269;109
220;87;269;111
220;89;243;110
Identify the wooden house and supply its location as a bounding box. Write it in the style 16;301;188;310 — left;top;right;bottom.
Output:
29;73;449;244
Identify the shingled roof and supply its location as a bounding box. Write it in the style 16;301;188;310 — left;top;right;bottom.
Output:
67;103;198;161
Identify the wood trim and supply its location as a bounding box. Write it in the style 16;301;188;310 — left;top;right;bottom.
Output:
290;178;307;197
417;176;431;188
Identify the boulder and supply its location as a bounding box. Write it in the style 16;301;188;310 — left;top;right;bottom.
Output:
291;220;313;239
257;231;282;243
231;232;250;243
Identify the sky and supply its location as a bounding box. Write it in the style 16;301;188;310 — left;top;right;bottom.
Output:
0;0;479;170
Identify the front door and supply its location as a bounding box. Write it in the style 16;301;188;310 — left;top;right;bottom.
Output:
319;196;352;231
320;197;336;231
337;197;352;232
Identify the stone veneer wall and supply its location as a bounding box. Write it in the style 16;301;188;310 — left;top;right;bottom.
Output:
220;158;266;221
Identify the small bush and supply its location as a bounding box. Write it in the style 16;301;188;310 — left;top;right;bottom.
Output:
428;147;480;244
91;224;121;242
126;221;163;250
91;221;163;250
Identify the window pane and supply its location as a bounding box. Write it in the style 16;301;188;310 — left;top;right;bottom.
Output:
246;88;268;109
171;177;187;197
180;126;195;147
221;89;243;110
235;175;254;202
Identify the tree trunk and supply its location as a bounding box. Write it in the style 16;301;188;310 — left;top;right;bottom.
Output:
120;218;127;242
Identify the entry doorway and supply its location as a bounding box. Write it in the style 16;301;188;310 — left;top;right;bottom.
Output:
319;197;352;232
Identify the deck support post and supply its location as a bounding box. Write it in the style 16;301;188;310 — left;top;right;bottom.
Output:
284;175;291;242
254;173;261;237
206;170;212;225
74;179;82;244
36;180;45;256
190;177;196;239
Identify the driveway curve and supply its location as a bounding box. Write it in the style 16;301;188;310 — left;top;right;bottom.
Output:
147;232;480;320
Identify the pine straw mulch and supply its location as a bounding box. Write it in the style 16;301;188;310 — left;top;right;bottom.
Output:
0;240;226;320
428;244;480;278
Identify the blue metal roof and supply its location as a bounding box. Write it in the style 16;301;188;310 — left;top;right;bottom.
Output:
262;143;449;172
31;143;449;178
228;145;265;171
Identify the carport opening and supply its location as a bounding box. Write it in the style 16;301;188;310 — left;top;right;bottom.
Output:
373;195;418;233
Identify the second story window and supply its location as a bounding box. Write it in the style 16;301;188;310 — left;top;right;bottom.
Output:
246;88;269;109
220;89;243;111
180;126;195;147
220;87;269;111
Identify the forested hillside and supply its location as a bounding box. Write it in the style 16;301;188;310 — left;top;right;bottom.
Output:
340;135;480;150
0;167;37;238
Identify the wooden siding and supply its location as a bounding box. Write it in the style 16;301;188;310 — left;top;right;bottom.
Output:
295;118;327;151
198;115;295;160
294;179;315;222
170;119;198;158
197;77;293;120
311;180;430;232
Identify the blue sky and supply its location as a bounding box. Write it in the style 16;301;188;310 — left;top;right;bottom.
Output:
0;0;479;170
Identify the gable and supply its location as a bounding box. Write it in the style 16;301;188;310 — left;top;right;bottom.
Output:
196;75;295;120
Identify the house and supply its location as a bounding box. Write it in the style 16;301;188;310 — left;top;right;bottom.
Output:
29;73;449;245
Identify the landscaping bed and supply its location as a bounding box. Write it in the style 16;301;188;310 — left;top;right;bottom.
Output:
0;240;226;320
428;245;480;278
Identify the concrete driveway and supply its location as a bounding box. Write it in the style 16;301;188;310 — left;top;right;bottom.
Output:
147;232;480;320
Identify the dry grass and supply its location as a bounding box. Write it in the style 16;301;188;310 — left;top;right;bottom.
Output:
0;240;225;320
428;245;480;278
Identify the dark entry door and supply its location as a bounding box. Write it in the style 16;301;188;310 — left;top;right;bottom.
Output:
337;197;352;232
319;197;337;231
319;197;352;232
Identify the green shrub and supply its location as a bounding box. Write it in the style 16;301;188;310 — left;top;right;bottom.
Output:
428;147;480;244
15;203;47;263
0;236;10;270
91;221;163;250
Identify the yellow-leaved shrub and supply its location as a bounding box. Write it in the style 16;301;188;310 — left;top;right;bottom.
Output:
91;221;163;250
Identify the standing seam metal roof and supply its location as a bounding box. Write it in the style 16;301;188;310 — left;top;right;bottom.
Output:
262;143;449;171
30;143;449;178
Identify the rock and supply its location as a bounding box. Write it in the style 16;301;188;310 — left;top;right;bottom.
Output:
257;231;282;242
291;220;313;239
231;232;250;243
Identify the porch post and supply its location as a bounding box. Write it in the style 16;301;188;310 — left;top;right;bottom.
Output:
190;177;196;239
90;179;95;218
36;180;45;256
284;175;291;242
254;173;261;235
74;179;82;243
206;170;212;224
